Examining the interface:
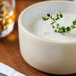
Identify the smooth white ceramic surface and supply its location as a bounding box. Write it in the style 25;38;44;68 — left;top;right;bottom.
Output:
18;1;76;74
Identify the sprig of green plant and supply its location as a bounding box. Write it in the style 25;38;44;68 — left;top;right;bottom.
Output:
42;12;76;33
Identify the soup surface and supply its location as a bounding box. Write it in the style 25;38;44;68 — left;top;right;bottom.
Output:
27;13;76;41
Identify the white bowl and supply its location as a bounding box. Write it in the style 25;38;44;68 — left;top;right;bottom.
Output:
18;1;76;74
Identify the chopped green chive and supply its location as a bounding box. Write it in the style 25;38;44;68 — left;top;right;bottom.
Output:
57;24;59;28
60;12;63;18
52;25;55;28
71;25;75;29
73;19;76;25
51;22;54;25
42;17;49;21
66;27;71;32
56;13;59;17
54;29;57;32
42;12;76;33
47;14;50;17
62;26;66;32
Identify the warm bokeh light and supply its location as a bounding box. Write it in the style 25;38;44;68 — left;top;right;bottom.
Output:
0;1;16;37
7;34;17;41
8;19;12;24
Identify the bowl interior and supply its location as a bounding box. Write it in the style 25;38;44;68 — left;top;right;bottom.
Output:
19;1;76;43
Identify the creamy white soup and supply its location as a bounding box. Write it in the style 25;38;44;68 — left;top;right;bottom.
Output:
27;13;76;41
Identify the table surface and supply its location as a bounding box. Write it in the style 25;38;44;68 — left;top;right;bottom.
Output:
0;0;76;76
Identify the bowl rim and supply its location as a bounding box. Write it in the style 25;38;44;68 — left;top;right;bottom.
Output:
18;1;76;44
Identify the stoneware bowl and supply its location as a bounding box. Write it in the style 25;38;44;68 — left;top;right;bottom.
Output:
18;1;76;75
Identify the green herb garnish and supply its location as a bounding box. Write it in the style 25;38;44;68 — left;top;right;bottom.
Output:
47;14;50;17
42;12;76;33
42;17;49;21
